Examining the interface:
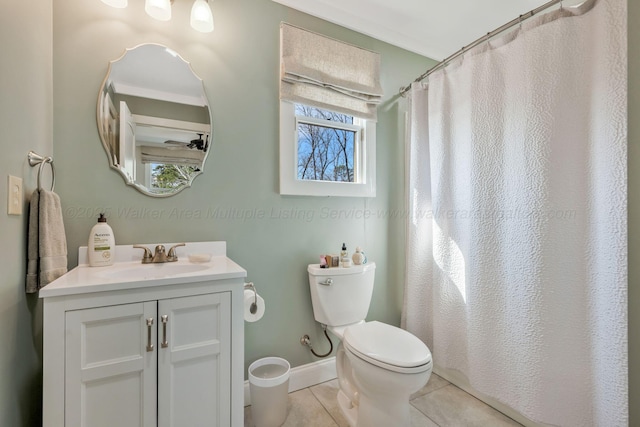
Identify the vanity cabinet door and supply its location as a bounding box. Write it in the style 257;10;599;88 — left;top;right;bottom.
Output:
65;302;158;427
157;292;231;427
63;292;231;426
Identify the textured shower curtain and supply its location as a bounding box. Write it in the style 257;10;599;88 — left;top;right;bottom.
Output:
402;0;627;425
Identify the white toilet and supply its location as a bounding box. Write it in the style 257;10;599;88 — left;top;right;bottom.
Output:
308;262;432;427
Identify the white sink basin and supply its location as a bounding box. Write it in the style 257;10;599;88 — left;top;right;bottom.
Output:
97;263;211;281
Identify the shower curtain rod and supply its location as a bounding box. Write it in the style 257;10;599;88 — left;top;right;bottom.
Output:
399;0;565;97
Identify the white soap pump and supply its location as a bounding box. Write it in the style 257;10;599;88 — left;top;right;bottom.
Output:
88;213;115;267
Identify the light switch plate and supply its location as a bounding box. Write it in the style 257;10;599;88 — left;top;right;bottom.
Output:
8;175;23;215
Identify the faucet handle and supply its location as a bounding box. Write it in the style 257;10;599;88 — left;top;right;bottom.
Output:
167;243;185;262
133;245;153;264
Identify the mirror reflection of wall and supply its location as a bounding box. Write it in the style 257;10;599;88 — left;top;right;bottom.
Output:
97;43;212;197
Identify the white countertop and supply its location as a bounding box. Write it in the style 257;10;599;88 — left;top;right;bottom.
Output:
39;241;247;298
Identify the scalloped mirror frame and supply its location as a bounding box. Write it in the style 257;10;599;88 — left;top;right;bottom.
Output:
96;43;213;197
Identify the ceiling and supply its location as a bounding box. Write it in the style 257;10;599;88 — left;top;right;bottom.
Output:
272;0;577;60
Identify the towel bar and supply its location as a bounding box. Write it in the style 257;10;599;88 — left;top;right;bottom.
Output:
28;150;55;191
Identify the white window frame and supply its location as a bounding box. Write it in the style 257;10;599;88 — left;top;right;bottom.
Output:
279;101;376;197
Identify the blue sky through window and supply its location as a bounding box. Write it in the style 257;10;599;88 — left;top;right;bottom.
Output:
295;104;356;182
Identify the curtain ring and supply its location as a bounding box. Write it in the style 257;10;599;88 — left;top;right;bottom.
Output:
483;31;492;50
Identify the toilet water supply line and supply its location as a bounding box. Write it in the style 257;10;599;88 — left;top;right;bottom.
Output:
300;324;333;358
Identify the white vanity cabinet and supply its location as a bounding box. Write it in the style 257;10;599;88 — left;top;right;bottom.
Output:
65;293;230;427
40;242;246;427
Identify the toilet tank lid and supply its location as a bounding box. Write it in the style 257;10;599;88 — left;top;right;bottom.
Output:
308;262;376;276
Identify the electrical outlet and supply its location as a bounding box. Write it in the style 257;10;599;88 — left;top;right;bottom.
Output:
7;175;23;215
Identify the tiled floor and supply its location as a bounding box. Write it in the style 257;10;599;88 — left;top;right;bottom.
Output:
244;374;524;427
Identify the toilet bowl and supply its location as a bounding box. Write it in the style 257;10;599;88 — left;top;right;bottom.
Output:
308;263;432;427
331;321;432;427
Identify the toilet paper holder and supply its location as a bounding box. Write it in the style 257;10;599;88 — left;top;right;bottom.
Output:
244;282;258;314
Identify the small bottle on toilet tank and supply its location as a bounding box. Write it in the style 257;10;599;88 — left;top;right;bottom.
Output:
341;243;351;268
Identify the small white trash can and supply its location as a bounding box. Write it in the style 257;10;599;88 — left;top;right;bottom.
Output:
248;357;290;427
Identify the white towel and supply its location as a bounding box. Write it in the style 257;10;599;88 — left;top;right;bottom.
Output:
26;189;68;293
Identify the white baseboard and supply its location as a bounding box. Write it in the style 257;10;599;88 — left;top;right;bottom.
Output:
244;357;336;406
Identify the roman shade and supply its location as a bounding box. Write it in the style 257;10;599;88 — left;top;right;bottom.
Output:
280;23;383;121
139;146;205;166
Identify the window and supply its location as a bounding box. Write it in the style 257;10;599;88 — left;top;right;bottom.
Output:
278;23;382;197
280;101;376;197
296;104;358;182
149;163;198;193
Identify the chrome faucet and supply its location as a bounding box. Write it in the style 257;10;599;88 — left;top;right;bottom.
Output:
133;243;185;264
151;245;168;263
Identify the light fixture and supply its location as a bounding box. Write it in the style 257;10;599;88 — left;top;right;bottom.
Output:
101;0;214;32
190;0;214;33
145;0;172;21
101;0;127;8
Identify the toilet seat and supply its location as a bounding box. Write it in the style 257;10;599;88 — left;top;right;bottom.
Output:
343;321;432;374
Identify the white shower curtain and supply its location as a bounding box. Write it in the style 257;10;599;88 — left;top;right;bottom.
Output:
402;0;627;425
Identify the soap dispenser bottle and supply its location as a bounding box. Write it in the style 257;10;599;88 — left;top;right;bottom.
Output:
88;213;115;267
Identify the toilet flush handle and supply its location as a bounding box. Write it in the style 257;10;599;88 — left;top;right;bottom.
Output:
320;278;333;286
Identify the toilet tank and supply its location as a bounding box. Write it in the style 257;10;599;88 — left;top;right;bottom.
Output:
308;262;376;327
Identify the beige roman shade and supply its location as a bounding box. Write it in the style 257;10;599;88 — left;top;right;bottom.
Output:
280;23;384;121
139;146;205;166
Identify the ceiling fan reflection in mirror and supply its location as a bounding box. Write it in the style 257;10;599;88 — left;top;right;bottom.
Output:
164;133;209;151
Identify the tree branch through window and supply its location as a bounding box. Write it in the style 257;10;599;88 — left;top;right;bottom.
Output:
296;105;356;182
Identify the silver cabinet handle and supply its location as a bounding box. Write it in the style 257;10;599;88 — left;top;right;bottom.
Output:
161;315;168;348
146;318;154;352
320;278;333;286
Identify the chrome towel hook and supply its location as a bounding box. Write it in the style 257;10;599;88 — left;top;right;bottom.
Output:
28;150;55;191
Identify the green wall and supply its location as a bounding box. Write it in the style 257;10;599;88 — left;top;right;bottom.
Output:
628;0;638;421
0;1;52;425
52;0;433;378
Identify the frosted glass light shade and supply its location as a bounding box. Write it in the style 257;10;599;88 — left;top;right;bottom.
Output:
101;0;128;8
145;0;171;21
190;0;214;33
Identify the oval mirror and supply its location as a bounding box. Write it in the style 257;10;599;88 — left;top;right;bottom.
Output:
97;44;212;197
